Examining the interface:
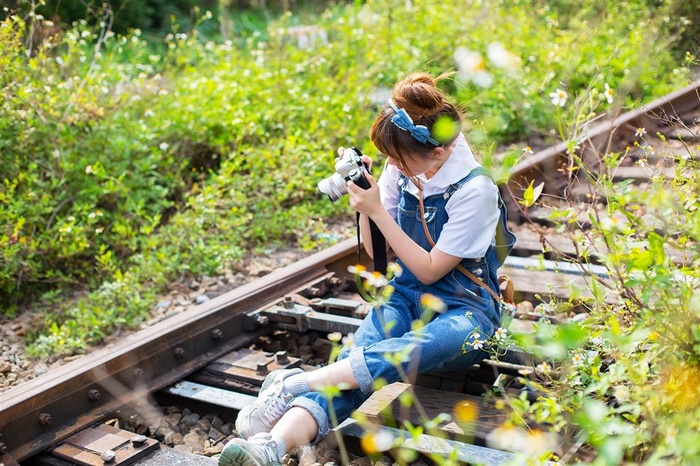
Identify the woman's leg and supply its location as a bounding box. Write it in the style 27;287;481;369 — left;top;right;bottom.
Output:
271;407;318;452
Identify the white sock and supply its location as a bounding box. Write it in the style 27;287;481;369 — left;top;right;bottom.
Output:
272;435;286;460
283;373;310;395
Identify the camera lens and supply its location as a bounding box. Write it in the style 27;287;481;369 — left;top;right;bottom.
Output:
317;173;348;202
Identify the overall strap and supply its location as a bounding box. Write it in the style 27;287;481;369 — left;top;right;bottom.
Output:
417;166;514;305
444;166;492;200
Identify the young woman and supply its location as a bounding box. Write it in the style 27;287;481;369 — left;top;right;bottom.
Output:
218;72;515;466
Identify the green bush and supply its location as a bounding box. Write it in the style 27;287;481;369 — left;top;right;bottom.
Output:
505;130;700;464
0;1;692;354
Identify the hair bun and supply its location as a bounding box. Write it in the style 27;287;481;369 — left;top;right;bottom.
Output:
392;72;444;116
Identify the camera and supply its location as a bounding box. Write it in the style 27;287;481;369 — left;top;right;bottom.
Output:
317;147;371;202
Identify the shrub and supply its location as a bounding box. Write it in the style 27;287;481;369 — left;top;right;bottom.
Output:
0;1;692;355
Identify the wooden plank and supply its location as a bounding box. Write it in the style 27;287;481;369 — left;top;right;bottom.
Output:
354;382;506;445
512;221;695;266
612;164;676;181
500;262;615;302
335;418;518;466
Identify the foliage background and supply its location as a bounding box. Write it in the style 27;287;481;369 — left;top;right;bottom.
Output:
1;0;693;352
2;0;699;464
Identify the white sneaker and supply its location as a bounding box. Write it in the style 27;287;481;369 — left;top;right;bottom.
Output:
235;368;304;439
218;433;281;466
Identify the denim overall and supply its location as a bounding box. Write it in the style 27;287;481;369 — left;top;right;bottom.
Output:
291;167;516;443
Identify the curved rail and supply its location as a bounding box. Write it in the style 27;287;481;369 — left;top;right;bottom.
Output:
503;80;700;220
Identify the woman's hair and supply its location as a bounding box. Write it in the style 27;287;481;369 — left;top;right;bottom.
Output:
369;72;462;175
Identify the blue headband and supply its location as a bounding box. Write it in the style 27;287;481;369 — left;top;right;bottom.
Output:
387;99;440;146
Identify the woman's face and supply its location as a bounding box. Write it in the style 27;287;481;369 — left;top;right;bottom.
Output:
387;150;440;177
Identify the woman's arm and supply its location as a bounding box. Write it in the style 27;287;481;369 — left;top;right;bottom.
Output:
348;175;462;285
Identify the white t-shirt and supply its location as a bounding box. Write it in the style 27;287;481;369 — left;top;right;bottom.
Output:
376;133;499;259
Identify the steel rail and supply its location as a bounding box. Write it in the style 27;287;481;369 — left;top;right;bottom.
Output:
509;79;700;179
503;80;700;218
0;238;362;463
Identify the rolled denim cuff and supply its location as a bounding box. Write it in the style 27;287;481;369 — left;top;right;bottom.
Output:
289;397;330;445
349;346;374;394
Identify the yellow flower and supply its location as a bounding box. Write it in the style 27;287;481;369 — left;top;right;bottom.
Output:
420;293;446;313
453;399;479;424
348;264;366;275
360;430;394;454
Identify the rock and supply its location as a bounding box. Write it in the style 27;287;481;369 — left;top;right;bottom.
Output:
181;413;201;428
349;457;372;466
211;416;224;431
297;445;317;466
33;363;49;376
208;427;225;443
195;294;211;304
164;412;182;427
197;418;212;432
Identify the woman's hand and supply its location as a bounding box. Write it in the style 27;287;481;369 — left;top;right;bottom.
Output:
346;172;382;218
336;147;373;172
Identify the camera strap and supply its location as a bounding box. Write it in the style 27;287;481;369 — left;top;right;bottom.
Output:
355;212;387;275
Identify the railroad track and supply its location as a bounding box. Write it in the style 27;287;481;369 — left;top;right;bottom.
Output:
1;80;698;466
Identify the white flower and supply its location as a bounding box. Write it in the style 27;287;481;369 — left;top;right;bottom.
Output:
486;42;520;72
494;327;508;340
603;83;614;104
613;384;630;401
549;88;568;107
572;353;585;366
387;262;403;278
364;272;388;288
454;47;493;88
348;264;366;275
342;332;355;348
471;334;484;350
536;362;551;375
159;142;169;151
522;146;534;155
635;127;647;137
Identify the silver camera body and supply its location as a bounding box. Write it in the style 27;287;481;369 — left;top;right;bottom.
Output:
317;147;370;202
